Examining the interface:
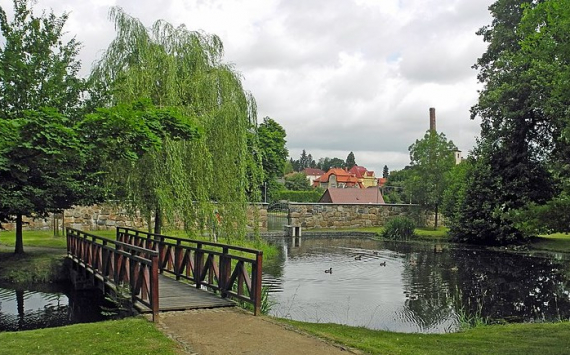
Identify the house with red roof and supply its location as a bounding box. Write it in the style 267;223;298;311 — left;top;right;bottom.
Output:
312;168;362;189
348;165;377;188
302;168;326;185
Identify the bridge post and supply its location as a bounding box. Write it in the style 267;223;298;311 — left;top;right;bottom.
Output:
253;252;263;316
150;253;159;322
194;243;203;289
220;247;231;298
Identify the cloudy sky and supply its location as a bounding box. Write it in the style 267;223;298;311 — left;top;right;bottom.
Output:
2;0;495;173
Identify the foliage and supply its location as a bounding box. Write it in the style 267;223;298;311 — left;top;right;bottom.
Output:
346;151;356;169
80;100;201;229
258;117;288;180
0;0;84;119
283;160;294;174
382;165;389;179
510;193;570;236
317;156;346;171
408;130;457;228
276;190;323;203
441;161;471;228
264;179;285;204
381;216;416;240
451;0;560;245
89;8;262;240
0;109;99;253
382;168;412;204
290;149;316;171
284;172;312;191
0;1;87;253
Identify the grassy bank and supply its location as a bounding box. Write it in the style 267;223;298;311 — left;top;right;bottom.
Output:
0;317;181;355
0;230;68;284
283;319;570;355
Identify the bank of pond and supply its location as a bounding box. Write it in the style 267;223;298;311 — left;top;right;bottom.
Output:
1;231;570;354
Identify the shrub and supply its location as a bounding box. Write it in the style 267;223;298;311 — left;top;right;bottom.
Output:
382;216;416;240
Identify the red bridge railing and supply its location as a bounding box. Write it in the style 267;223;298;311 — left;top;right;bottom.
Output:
66;227;159;321
116;227;264;315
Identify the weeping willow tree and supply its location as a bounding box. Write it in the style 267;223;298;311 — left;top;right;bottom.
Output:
90;7;262;241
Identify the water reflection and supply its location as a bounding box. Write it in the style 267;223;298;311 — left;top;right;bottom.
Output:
0;284;112;331
262;236;570;333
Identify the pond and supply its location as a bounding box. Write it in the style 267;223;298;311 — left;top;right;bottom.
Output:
0;283;115;331
262;236;570;333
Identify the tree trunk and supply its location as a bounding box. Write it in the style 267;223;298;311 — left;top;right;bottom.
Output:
15;214;24;254
153;207;162;235
434;204;439;229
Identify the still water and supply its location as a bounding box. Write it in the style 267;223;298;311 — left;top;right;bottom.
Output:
0;283;113;331
263;236;570;333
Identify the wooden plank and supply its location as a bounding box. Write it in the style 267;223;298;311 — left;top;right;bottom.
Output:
135;274;235;313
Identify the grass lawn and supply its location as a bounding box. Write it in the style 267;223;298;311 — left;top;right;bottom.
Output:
283;319;570;355
529;233;570;253
0;317;181;355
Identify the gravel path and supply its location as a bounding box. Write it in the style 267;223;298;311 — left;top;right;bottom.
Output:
153;308;358;355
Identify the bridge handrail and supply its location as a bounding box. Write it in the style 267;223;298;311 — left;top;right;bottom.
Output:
66;227;160;321
116;227;263;315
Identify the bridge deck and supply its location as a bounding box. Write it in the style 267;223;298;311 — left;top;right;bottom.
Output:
135;274;235;313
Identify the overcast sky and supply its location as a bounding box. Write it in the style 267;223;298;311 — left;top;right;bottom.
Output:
2;0;496;173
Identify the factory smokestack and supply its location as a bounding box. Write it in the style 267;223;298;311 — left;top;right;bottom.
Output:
429;107;436;132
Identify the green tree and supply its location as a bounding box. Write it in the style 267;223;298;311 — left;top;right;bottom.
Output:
0;1;86;253
450;0;557;244
317;157;346;171
383;168;412;204
284;172;312;191
408;131;457;228
0;0;84;120
346;151;356;169
382;165;389;179
258;117;288;179
0;110;92;254
441;160;471;229
89;8;261;239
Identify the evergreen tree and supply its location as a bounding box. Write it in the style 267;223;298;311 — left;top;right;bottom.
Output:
382;165;389;179
346;151;356;169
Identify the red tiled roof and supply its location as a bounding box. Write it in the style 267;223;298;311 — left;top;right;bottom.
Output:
348;165;367;178
319;188;385;203
303;168;325;176
315;168;361;187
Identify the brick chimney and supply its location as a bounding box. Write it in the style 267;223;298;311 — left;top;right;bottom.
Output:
429;107;436;132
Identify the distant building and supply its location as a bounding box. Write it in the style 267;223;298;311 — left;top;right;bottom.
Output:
454;150;463;164
302;168;325;185
313;168;361;189
319;187;385;204
348;165;377;188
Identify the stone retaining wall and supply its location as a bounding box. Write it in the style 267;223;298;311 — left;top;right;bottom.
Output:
1;204;269;232
288;203;427;229
1;202;434;233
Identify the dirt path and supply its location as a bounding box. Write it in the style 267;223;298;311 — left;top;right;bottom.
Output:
154;308;358;355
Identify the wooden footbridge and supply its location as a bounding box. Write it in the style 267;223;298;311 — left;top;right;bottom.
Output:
66;227;263;321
